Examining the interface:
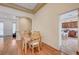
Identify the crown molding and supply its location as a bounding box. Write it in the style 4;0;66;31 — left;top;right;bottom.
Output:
0;3;33;14
32;3;46;14
0;3;46;14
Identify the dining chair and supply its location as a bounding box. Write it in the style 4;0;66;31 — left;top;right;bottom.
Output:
21;31;31;54
28;31;41;54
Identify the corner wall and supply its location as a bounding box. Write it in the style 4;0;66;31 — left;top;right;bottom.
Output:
32;3;79;49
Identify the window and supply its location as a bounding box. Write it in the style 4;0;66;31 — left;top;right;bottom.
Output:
12;23;16;34
60;10;78;20
0;22;4;36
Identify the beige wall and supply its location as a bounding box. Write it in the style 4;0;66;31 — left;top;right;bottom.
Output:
19;17;32;33
16;17;32;40
32;3;79;49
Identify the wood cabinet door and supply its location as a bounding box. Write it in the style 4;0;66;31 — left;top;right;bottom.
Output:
74;21;78;28
62;21;78;28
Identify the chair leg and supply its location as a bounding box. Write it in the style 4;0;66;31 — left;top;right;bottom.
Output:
25;44;27;54
32;47;34;54
38;45;40;54
22;43;25;54
40;42;42;50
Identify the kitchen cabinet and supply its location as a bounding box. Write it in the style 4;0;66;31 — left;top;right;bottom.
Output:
62;21;78;28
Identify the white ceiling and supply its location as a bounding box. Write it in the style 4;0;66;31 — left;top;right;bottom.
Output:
15;3;38;10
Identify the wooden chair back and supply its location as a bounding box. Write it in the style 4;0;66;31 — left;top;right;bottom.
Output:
31;31;41;41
